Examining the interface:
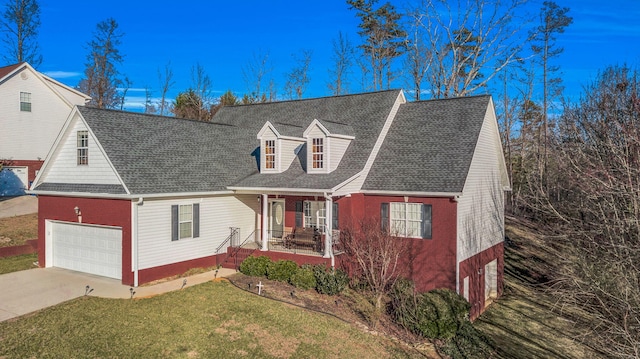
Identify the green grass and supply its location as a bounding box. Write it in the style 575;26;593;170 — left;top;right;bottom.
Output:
0;213;38;247
0;279;421;358
0;253;37;274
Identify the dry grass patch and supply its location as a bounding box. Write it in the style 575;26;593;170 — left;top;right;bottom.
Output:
0;213;38;247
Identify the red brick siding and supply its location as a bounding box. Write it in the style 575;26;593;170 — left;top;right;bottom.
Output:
37;196;133;285
458;242;504;320
8;160;44;184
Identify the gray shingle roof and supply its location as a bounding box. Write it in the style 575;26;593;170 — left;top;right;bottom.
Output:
37;91;491;196
362;95;490;193
38;90;400;195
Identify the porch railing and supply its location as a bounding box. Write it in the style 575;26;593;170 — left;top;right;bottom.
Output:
265;228;324;256
215;227;240;268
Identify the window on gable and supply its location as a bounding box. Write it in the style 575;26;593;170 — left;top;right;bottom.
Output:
20;92;31;112
171;203;200;241
265;140;276;169
382;202;432;239
77;131;89;165
312;138;324;169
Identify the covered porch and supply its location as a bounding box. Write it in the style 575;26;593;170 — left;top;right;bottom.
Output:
220;191;342;267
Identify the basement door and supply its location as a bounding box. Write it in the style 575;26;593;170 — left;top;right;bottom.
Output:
51;222;122;280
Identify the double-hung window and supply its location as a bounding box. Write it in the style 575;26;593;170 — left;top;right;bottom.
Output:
171;204;200;241
264;140;276;169
303;201;326;232
20;92;31;112
381;202;432;239
77;131;89;165
312;138;324;169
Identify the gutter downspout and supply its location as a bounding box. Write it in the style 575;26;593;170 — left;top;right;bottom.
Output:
133;197;144;287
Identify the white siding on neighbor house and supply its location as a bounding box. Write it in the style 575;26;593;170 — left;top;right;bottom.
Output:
328;137;351;172
306;125;328;173
43;78;88;106
42;115;121;185
136;194;259;270
0;68;78;161
456;103;506;263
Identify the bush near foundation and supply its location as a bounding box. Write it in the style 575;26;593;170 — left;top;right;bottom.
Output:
239;255;271;277
266;259;298;282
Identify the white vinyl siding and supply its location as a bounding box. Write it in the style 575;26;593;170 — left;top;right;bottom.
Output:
137;195;258;270
280;138;305;172
457;101;506;262
0;66;88;161
41;116;121;185
328;137;351;172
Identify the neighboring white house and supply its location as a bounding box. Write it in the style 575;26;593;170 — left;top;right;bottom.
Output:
0;62;90;193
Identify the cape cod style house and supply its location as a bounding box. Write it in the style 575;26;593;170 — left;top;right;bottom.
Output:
0;62;91;194
30;89;509;318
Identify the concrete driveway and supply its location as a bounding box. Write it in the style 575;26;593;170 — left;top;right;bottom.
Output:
0;195;37;218
0;267;235;322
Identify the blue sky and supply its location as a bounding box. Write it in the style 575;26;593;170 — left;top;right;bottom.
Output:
31;0;640;111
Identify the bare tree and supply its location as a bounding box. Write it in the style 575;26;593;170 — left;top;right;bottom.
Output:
403;9;431;100
327;32;355;96
340;219;408;326
284;49;312;100
157;62;174;116
549;65;640;358
417;0;529;98
144;86;156;114
118;76;132;110
78;18;124;109
172;63;214;121
0;0;42;67
242;50;275;103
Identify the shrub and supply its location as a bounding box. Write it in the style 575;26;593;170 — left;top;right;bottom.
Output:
389;279;420;329
389;282;470;340
439;321;495;359
239;255;272;277
289;265;316;290
313;265;348;295
414;289;470;339
266;259;298;282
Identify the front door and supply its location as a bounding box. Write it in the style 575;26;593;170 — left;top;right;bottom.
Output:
270;200;285;238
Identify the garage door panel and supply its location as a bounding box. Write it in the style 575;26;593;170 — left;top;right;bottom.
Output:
52;222;122;280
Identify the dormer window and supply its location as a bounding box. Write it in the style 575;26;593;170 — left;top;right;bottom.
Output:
265;140;276;169
312;138;324;169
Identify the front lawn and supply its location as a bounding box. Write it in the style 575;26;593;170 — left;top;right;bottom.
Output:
0;253;38;274
0;213;38;247
0;279;422;358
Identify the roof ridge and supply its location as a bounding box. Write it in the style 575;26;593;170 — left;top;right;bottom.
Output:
222;89;402;109
409;94;491;104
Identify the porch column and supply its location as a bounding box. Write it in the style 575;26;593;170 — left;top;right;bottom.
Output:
324;196;333;258
261;194;268;251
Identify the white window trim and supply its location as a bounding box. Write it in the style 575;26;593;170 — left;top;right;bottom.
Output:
262;138;279;172
20;92;31;112
77;131;88;166
311;137;324;170
390;202;423;238
178;204;193;239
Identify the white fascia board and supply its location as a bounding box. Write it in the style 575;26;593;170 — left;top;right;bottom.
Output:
303;119;330;138
359;189;462;198
42;75;91;101
228;186;331;196
27;190;235;199
279;135;306;141
31;107;81;189
257;121;279;139
328;133;355;140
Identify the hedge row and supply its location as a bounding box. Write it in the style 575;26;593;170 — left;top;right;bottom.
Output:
239;255;348;295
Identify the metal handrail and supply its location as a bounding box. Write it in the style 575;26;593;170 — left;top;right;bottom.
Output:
215;227;240;268
229;229;257;270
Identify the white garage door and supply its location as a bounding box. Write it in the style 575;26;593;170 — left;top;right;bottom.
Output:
52;222;122;280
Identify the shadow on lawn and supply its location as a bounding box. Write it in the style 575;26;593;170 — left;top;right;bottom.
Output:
474;218;605;359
